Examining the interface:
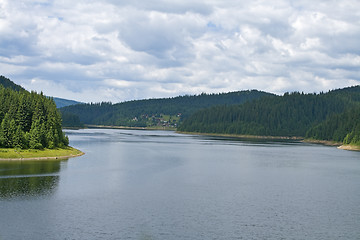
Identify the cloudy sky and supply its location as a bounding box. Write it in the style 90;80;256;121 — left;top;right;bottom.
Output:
1;0;359;103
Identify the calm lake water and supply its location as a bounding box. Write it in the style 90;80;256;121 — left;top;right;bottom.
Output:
0;129;359;239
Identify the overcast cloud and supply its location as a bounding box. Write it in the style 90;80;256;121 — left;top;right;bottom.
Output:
0;0;359;102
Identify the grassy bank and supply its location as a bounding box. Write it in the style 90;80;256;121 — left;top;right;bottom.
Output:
0;147;84;160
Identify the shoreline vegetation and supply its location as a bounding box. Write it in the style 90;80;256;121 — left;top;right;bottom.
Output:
0;146;84;161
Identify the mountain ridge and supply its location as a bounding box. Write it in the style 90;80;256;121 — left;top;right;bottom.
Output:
60;90;274;127
52;97;82;108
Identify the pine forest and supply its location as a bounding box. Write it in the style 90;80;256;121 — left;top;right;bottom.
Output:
178;86;360;146
0;85;69;149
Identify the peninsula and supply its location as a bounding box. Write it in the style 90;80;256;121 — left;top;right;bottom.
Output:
0;147;84;161
0;75;83;160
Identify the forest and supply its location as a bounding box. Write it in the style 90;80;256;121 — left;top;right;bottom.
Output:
60;90;273;127
0;81;69;149
306;106;360;145
178;86;360;145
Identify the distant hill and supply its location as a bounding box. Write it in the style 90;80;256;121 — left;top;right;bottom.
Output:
0;75;24;91
178;85;360;145
60;90;274;127
53;97;82;108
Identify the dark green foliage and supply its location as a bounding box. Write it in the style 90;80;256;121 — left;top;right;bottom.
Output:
0;113;13;148
306;106;360;145
13;125;27;149
61;112;84;128
60;90;273;127
0;75;24;91
0;85;68;149
178;86;360;141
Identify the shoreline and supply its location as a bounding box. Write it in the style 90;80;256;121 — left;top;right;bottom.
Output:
178;131;360;152
337;145;360;151
82;124;176;131
302;139;342;146
303;139;360;151
177;131;304;140
0;147;84;161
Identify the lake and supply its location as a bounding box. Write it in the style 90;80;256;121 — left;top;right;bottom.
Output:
1;129;360;239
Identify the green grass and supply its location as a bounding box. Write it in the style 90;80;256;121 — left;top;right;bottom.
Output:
0;147;84;160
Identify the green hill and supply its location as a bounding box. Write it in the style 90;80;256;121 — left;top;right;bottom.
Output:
178;86;360;144
60;90;274;127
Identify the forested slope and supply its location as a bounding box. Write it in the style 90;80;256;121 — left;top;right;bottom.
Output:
178;86;360;143
0;86;69;149
306;106;360;145
60;90;273;127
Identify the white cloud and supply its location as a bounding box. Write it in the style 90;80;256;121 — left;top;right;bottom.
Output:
104;79;134;88
0;0;359;102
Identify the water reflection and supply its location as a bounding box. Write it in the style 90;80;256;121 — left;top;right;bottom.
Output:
0;160;66;199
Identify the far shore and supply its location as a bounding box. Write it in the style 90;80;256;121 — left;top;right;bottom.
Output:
77;124;176;131
177;131;304;140
302;139;342;146
0;147;84;161
303;139;360;151
178;131;360;152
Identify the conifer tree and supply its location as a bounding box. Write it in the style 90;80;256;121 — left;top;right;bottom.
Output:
13;125;27;149
16;94;32;132
0;113;12;147
29;119;43;149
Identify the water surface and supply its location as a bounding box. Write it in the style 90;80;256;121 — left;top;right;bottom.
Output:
0;129;359;239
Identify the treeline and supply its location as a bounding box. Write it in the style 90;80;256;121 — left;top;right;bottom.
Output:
178;86;360;145
0;86;69;149
60;90;273;127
